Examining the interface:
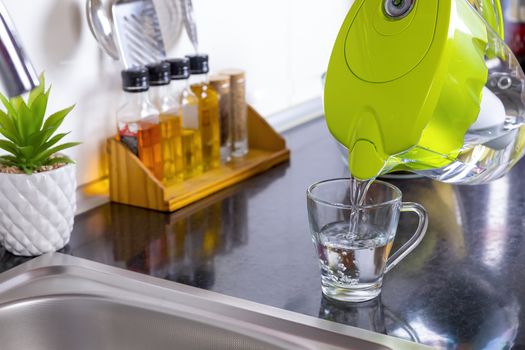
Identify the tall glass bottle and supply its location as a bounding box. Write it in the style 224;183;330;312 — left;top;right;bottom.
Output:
209;75;232;163
187;54;221;171
220;69;248;158
117;68;163;180
147;62;184;184
167;58;204;179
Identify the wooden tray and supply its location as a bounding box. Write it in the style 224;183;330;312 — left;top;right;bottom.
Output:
108;106;290;212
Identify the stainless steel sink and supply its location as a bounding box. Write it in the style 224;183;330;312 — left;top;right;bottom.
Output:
0;253;431;350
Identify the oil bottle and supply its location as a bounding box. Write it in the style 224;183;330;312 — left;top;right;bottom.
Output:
147;62;184;184
117;68;163;181
187;54;221;171
167;58;204;179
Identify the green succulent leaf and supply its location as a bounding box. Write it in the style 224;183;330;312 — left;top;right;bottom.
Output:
0;155;19;165
0;110;20;143
0;94;18;119
43;104;74;131
26;128;55;151
0;139;19;156
28;74;45;107
43;156;74;166
0;127;18;144
36;132;69;153
0;72;79;173
9;96;24;112
32;142;81;164
21;166;32;175
17;101;34;141
30;89;49;132
19;145;35;159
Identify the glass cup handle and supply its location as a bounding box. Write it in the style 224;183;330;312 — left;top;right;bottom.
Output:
384;202;428;274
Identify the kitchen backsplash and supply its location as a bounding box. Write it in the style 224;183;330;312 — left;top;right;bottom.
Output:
3;0;350;186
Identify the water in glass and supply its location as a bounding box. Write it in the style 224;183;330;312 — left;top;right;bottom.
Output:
314;221;394;302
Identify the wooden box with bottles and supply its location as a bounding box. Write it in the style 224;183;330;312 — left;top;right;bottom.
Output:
108;105;290;212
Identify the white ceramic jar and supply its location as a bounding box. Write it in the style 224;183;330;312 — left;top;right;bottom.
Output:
0;164;76;256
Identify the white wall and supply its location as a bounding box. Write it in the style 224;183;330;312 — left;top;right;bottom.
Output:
3;0;350;186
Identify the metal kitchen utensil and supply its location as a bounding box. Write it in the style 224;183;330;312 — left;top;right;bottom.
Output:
181;0;198;53
156;0;184;51
86;0;120;60
86;0;183;63
112;0;166;68
0;1;39;97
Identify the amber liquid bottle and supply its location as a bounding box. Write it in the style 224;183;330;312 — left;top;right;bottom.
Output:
167;58;204;179
117;68;163;181
148;62;184;185
187;54;221;171
203;201;222;258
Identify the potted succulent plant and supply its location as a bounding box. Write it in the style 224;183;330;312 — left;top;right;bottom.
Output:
0;74;79;256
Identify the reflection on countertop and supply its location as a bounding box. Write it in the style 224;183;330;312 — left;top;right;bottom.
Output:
113;193;248;289
319;296;421;344
1;118;525;349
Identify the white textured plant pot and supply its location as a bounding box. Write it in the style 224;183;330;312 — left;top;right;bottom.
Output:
0;164;76;256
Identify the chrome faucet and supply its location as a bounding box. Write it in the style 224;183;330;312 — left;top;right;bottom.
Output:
0;1;38;97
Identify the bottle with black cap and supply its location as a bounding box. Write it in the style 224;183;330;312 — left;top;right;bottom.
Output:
147;62;183;184
167;58;203;179
117;68;163;181
186;54;221;171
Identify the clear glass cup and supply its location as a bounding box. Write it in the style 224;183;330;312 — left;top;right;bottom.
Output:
307;179;428;302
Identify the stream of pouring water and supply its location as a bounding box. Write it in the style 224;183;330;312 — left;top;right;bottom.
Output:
348;176;373;238
347;149;391;235
313;153;386;290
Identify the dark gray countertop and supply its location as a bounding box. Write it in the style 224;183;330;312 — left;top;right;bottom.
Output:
1;118;523;349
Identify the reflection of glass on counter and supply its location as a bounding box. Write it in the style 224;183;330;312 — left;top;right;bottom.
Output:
219;197;235;254
144;234;168;278
188;209;207;260
319;296;387;334
166;218;187;279
111;204;170;263
110;186;249;289
170;220;193;285
173;219;187;260
203;202;222;258
216;192;249;255
319;296;420;344
193;260;215;289
232;192;248;245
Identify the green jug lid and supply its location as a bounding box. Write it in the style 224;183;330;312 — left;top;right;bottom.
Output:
345;0;439;82
324;0;490;180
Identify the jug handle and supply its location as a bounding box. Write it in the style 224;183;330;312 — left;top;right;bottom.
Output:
494;0;504;39
478;0;505;39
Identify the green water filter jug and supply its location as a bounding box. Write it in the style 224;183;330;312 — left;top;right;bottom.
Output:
324;0;525;184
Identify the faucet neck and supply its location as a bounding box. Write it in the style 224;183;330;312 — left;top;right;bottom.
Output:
0;1;39;97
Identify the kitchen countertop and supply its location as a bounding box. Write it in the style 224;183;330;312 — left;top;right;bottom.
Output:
1;118;523;349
